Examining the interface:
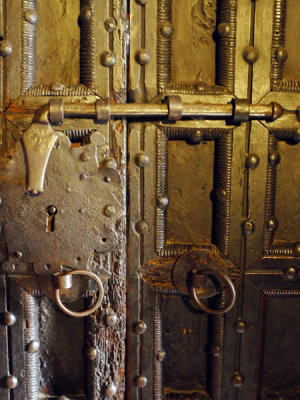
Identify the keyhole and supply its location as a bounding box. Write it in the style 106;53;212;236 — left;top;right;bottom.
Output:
46;205;57;232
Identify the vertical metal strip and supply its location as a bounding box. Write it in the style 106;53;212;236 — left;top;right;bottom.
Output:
263;132;278;253
9;280;26;399
153;293;163;400
85;296;99;400
80;0;95;89
157;0;172;92
207;294;225;400
23;290;40;400
21;0;37;92
0;276;9;400
216;0;237;92
213;130;233;258
156;129;168;253
270;0;286;89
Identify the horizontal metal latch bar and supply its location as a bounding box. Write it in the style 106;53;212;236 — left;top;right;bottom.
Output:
48;97;285;125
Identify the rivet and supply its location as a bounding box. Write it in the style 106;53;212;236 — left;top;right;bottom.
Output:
135;152;150;167
210;345;221;357
5;375;18;389
269;151;280;166
135;375;148;388
80;173;88;181
79;5;91;21
234;320;247;334
232;372;244;388
86;348;97;361
186;130;203;145
284;267;298;279
267;217;278;232
104;157;118;169
136;0;149;5
27;339;40;353
104;18;117;32
0;311;16;326
105;313;118;327
243;46;259;64
104;205;116;217
242;218;255;235
25;9;38;24
161;23;174;38
48;205;57;214
135;49;151;65
246;153;260;169
90;131;106;147
101;50;116;67
157;196;169;210
0;40;12;57
213;187;227;202
157;350;166;362
135;220;149;235
276;47;287;62
133;320;147;334
105;383;118;397
15;251;22;258
217;22;231;37
81;152;90;162
49;82;65;91
2;262;15;274
294;243;300;257
104;176;112;183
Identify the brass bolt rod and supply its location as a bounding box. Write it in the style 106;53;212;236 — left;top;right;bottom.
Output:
61;101;283;121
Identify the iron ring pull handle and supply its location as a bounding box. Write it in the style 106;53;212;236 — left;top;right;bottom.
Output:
190;269;236;315
55;270;104;318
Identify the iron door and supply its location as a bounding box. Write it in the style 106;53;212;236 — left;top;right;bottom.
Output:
0;1;300;400
127;1;300;400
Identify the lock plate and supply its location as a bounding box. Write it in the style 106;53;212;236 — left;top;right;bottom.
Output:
0;131;125;275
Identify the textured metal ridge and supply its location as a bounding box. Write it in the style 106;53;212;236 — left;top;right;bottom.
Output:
267;241;294;256
156;129;168;252
21;0;37;92
80;0;96;88
273;79;300;92
157;0;172;92
216;0;237;92
24;84;94;96
263;133;278;253
270;0;287;89
165;127;222;142
213;131;233;257
262;289;300;297
261;394;300;400
153;293;163;400
23;290;40;400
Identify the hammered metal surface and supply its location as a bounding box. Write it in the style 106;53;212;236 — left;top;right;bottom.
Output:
0;133;123;272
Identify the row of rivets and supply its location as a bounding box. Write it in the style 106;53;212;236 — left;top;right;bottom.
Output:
242;45;288;65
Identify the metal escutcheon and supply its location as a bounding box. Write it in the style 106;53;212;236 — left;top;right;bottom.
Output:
172;248;236;315
55;270;104;318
